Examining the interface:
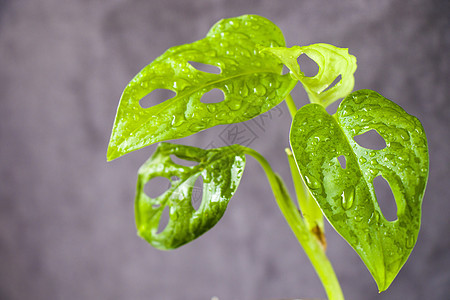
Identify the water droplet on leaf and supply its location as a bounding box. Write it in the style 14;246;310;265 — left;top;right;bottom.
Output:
406;235;415;249
227;100;242;111
304;175;320;189
341;187;355;210
215;111;227;120
207;104;216;113
354;215;363;222
254;85;266;96
374;211;380;223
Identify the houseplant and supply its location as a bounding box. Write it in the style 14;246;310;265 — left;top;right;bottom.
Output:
107;14;429;299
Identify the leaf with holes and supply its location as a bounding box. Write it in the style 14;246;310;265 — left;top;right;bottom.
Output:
290;89;429;291
263;44;357;107
135;142;245;250
107;14;297;161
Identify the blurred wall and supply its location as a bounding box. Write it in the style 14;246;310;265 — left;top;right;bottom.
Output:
0;0;449;299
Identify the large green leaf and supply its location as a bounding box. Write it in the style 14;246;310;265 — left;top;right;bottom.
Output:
107;15;296;161
264;44;357;107
290;89;429;291
135;143;245;250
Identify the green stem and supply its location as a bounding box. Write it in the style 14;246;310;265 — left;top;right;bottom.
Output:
286;148;325;235
242;146;344;300
285;94;298;119
285;92;325;243
285;148;307;212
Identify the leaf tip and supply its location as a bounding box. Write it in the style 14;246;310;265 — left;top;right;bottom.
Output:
106;143;120;162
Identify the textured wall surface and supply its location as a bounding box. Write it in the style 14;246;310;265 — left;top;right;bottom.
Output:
0;0;449;299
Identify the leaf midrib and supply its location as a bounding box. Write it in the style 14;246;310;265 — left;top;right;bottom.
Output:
332;110;387;288
118;68;284;146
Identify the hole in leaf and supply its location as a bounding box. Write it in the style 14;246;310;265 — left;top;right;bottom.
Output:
281;64;290;75
353;129;386;150
191;176;204;211
157;205;170;234
337;155;346;169
170;155;199;167
373;175;397;221
297;54;319;77
139;89;176;109
144;176;171;198
188;61;221;74
200;88;225;104
321;75;342;93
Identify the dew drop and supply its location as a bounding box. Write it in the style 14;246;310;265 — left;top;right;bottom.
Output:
206;104;216;113
384;154;395;161
400;132;410;141
254;85;266;96
304;175;321;189
353;96;364;104
342;106;354;116
240;85;249;97
374;210;380;223
215;111;228;120
360;116;373;123
406;235;415;249
241;49;251;57
354;215;363;222
359;157;367;164
171;115;185;127
341;186;355;210
189;123;204;132
368;211;379;225
227;99;242;111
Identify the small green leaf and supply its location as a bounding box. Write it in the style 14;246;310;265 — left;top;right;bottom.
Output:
107;15;297;161
135;143;245;250
263;44;357;107
290;89;429;291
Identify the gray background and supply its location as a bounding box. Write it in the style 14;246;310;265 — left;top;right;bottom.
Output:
0;0;449;299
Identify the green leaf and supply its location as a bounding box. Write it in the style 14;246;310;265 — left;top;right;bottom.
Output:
107;15;297;161
135;143;245;250
290;89;429;291
263;44;357;107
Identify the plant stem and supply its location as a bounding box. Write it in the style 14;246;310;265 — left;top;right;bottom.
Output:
285;94;298;119
285;92;326;246
285;148;307;215
242;146;344;300
285;148;325;241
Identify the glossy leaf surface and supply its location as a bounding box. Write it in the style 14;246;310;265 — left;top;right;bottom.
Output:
290;89;429;291
264;44;356;107
107;15;296;161
135;143;245;250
